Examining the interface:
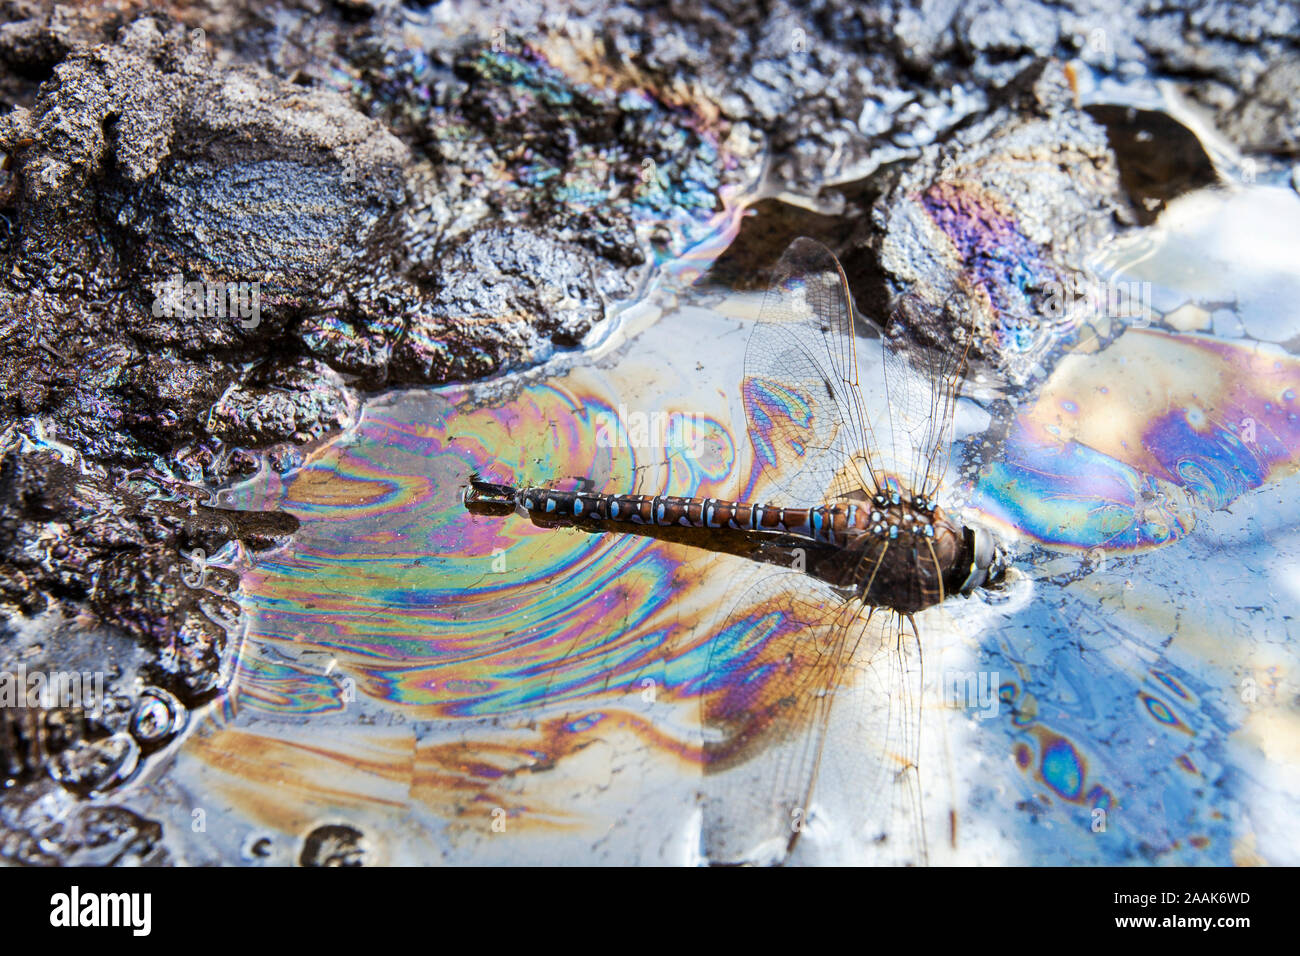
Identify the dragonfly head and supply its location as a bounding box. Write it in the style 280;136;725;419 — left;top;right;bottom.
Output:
955;525;1005;593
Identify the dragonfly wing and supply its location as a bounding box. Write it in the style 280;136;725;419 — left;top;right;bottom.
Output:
815;551;929;865
698;570;839;863
839;607;928;865
698;568;926;864
879;293;974;502
742;238;884;506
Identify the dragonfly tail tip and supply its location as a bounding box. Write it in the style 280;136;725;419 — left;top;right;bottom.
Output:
464;471;520;509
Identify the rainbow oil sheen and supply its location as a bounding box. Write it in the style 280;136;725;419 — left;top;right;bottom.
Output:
129;186;1300;866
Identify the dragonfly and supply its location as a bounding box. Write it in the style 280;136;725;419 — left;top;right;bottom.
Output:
464;237;1006;864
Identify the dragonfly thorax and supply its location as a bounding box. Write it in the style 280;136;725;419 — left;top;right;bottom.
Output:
857;489;945;542
840;489;969;614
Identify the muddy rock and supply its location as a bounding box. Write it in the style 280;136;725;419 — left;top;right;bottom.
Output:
0;15;409;491
1218;55;1300;156
866;62;1134;382
1141;1;1300;157
107;59;410;313
356;27;740;295
0;778;169;865
0;446;296;703
207;357;359;447
299;822;369;867
0;442;296;854
392;224;631;382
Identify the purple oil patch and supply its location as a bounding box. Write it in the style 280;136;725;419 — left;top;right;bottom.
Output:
919;181;1060;349
970;329;1300;550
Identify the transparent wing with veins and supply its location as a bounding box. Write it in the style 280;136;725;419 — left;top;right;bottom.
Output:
880;293;974;503
740;238;882;506
698;567;926;864
740;238;971;508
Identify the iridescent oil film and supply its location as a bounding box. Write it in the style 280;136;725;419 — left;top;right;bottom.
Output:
112;173;1300;867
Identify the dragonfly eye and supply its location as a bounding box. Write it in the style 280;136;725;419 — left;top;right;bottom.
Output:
958;526;999;591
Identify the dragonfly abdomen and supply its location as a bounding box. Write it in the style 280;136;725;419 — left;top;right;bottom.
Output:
466;476;864;545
